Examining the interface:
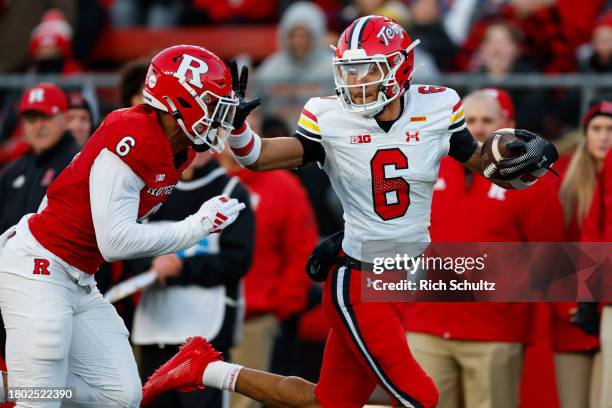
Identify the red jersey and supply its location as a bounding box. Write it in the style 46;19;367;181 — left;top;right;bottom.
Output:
28;105;194;274
428;157;467;242
582;150;612;307
549;153;600;352
233;169;318;320
407;162;564;342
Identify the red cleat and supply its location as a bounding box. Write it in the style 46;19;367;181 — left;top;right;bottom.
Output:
141;337;222;406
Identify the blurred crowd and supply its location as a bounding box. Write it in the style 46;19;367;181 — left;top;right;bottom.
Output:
0;0;612;407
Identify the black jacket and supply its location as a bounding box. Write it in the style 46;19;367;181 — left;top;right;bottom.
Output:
0;132;80;234
122;159;255;349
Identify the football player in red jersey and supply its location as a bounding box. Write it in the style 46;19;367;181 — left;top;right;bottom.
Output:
0;45;246;407
142;17;559;408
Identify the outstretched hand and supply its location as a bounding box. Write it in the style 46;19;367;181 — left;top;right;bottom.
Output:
229;60;261;130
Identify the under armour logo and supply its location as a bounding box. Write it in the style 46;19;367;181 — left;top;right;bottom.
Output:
28;88;45;104
406;130;420;142
538;156;547;168
174;54;209;89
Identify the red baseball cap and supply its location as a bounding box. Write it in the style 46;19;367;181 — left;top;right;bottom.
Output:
482;87;515;121
19;83;68;116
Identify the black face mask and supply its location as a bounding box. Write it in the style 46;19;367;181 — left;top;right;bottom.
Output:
33;57;65;73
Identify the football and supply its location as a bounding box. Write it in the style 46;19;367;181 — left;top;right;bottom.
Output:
480;128;524;180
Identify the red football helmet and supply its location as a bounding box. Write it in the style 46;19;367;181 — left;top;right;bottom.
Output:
143;45;238;152
333;16;419;116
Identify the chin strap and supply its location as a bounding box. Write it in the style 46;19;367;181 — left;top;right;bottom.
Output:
163;95;223;152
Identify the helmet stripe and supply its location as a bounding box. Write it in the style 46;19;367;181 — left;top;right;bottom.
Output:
350;16;371;50
356;16;371;49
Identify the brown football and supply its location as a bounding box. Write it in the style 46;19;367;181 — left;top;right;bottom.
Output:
480;128;523;180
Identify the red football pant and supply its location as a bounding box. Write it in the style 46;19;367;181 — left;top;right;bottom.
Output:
314;266;439;408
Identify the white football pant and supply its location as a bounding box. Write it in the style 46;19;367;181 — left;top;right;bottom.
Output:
0;221;141;407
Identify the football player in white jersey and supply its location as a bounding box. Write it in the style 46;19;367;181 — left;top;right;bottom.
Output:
142;16;558;408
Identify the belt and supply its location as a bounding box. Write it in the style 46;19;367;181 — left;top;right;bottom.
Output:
342;255;375;272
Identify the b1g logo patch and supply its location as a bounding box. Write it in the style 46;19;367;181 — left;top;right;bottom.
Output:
33;258;50;275
350;134;372;144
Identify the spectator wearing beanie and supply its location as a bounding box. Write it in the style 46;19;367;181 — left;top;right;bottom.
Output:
28;9;82;75
66;92;95;146
0;2;76;73
581;155;612;408
255;2;335;125
0;9;81;163
554;100;612;408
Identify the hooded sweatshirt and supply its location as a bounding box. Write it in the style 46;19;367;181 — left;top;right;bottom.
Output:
255;2;335;120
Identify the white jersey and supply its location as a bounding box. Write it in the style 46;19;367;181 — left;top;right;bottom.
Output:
296;85;466;261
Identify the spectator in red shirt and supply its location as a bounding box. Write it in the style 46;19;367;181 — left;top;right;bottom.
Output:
406;88;564;408
594;151;612;408
217;140;318;408
560;99;612;237
580;101;612;243
579;106;612;408
551;102;612;408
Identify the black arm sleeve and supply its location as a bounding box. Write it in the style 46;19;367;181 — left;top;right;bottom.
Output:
167;184;255;288
448;128;478;163
294;133;325;166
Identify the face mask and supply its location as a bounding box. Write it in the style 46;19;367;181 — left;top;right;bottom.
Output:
34;57;65;74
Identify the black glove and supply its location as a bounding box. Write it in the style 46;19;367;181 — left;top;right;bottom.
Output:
571;302;600;336
229;60;261;130
306;231;344;282
497;129;559;181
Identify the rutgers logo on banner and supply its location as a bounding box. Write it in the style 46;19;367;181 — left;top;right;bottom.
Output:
174;54;209;89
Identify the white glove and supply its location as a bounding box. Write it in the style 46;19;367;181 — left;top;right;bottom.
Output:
195;194;246;234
